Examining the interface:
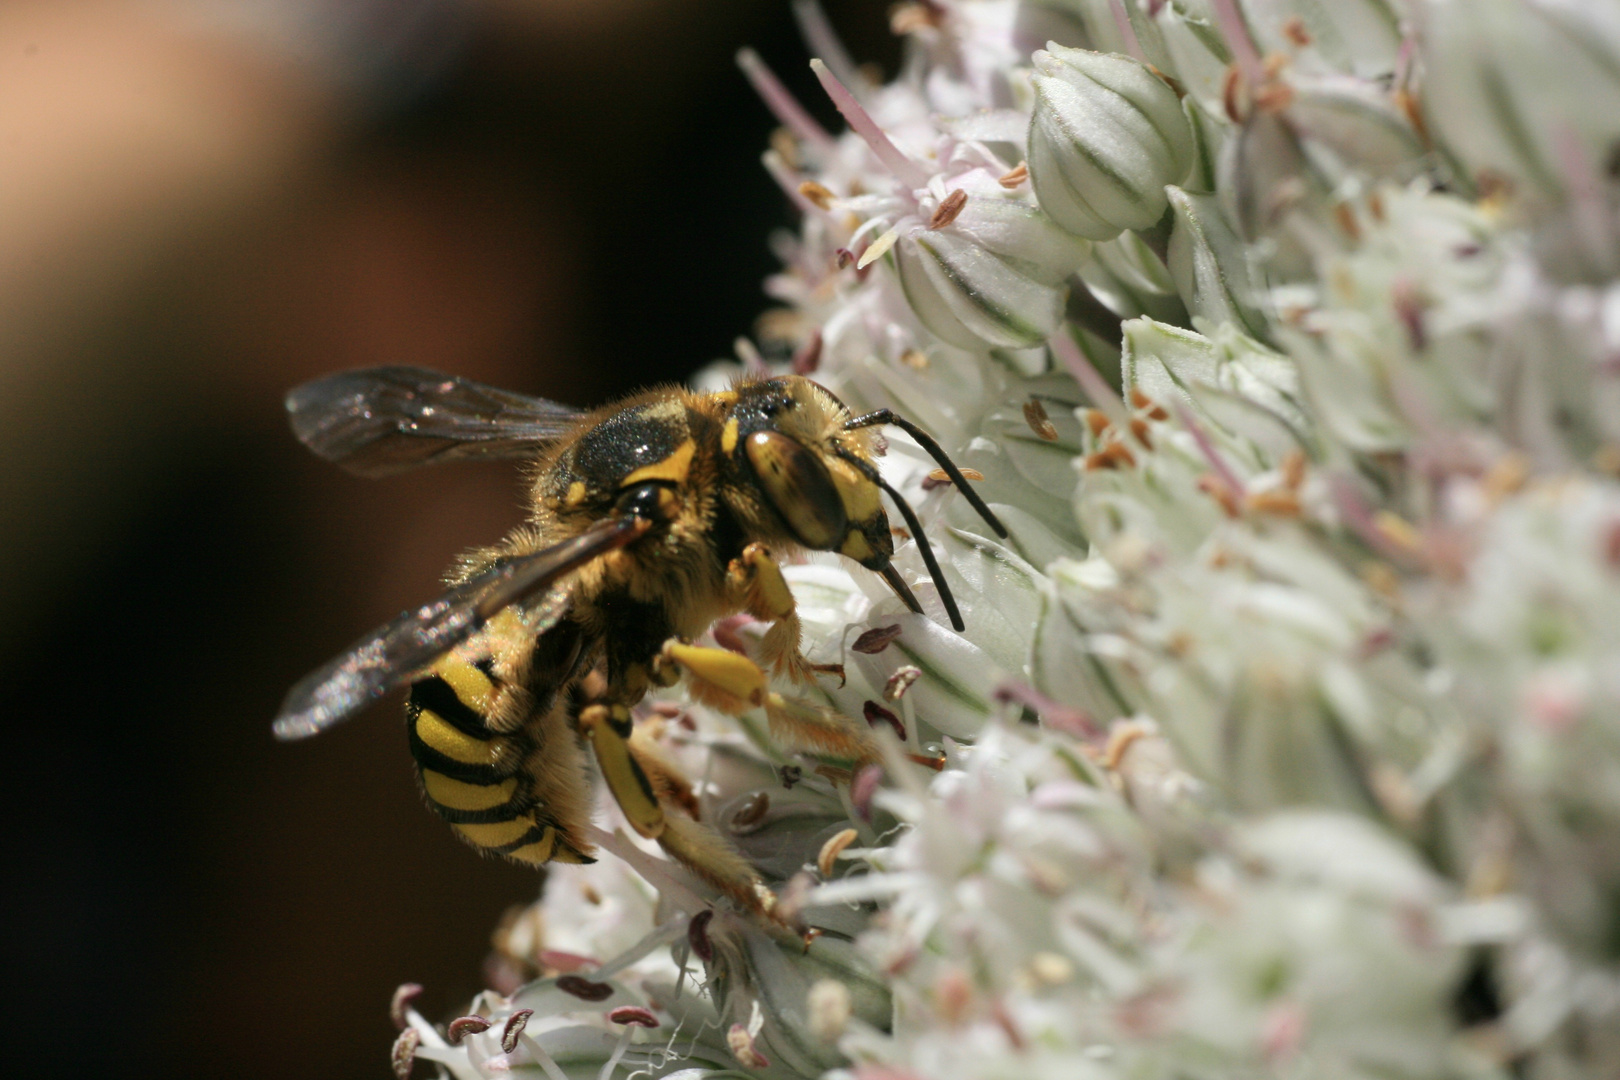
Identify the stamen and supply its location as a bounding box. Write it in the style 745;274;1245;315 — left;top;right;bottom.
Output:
447;1015;492;1045
818;827;860;876
391;983;424;1030
687;909;716;962
852;624;903;653
864;700;906;741
795;0;864;98
609;1006;660;1028
928;189;968;229
851;763;883;819
1023;399;1059;441
391;1028;420;1080
501;1010;534;1055
884;665;920;701
736;47;834;152
811;60;929;189
556;975;615;1002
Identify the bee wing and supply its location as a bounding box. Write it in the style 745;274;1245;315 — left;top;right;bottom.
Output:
287;366;587;477
272;516;649;740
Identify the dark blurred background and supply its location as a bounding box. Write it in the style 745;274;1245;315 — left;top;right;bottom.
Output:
0;2;897;1076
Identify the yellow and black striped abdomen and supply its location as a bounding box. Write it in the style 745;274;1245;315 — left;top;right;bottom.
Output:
407;655;576;866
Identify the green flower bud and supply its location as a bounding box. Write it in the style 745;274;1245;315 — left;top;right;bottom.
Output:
1028;45;1195;240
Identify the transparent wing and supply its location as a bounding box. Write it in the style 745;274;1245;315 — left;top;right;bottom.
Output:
287;366;587;477
272;516;649;740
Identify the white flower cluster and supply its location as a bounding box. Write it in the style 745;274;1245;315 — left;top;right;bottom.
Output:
393;2;1620;1078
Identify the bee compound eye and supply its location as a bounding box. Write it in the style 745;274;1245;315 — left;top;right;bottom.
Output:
744;430;849;550
616;482;675;523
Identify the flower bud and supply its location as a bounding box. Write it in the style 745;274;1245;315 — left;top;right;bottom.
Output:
1241;0;1405;78
894;196;1087;351
1028;45;1195;240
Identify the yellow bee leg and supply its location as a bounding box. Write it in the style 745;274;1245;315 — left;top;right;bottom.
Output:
655;813;778;921
628;721;702;820
726;543;840;683
763;691;879;766
579;703;665;839
656;639;768;715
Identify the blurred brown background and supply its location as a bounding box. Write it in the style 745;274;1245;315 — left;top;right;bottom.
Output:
0;2;896;1077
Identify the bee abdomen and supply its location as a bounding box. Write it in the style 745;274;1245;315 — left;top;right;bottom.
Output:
407;659;561;865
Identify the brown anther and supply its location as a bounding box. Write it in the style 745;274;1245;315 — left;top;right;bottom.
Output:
1367;190;1387;223
447;1015;492;1045
687;909;716;962
728;1024;771;1069
1103;721;1153;772
899;348;929;370
1128;416;1154;449
1023;398;1059;440
890;1;944;34
1281;449;1307;491
852;623;903;654
1083;408;1112;436
1145;62;1186;98
1282;16;1312;47
1222;64;1249;123
1394;88;1429;144
792;328;823;375
1083;450;1118;471
1390;282;1428;357
651;701;683;718
997;161;1029;189
582;884;603;905
1245;489;1302;516
834;247;856;270
769;127;801;169
907;752;948;771
779;764;804;789
818;828;860;877
924;466;985;485
391;1028;421;1080
927;188;968;229
851;763;883;820
556;975;615;1002
1255;79;1295;113
799;180;835;210
391;983;424;1030
801;925;824;952
812;661;847;685
1099;439;1137;468
731;790;772;831
1332;201;1361;241
891;526;912;539
864;700;906;740
884;665;921;701
609;1006;661;1028
1197;473;1243;517
501;1010;533;1054
991;999;1028;1051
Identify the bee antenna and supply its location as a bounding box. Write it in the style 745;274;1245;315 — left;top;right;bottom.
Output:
843;408;1008;539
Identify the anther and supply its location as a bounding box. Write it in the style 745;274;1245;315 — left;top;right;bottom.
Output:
798;180;835;210
391;1028;420;1080
447;1015;492;1045
556;975;615;1002
609;1006;660;1028
864;700;906;741
687;909;716;962
501;1009;534;1054
884;665;921;701
928;188;968;229
997;161;1029;189
852;624;902;654
1023;398;1059;441
391;983;424;1030
731;791;771;832
818;828;859;877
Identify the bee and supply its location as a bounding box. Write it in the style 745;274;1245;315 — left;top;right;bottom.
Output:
274;366;1005;913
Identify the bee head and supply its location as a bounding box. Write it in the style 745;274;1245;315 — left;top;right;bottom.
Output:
728;378;894;569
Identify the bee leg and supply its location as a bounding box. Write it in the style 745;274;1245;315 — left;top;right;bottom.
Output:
579;703;665;840
657;639;879;766
726;543;842;684
583;696;776;919
627;720;701;820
